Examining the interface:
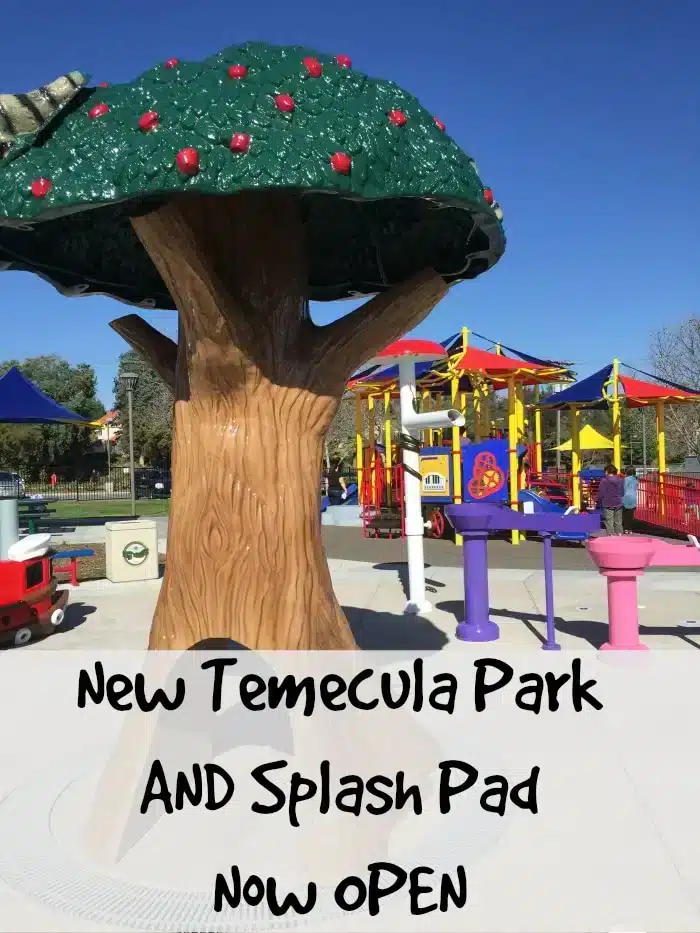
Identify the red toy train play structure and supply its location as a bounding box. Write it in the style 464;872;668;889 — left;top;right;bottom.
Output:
0;551;69;647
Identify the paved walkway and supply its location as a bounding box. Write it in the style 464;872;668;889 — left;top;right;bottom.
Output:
16;556;700;652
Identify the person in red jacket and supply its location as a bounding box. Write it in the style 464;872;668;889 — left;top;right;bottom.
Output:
597;463;624;535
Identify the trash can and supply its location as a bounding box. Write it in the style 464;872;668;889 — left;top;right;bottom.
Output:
0;498;19;560
105;520;159;583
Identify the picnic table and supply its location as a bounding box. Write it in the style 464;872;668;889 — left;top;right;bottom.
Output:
18;498;57;533
50;548;95;586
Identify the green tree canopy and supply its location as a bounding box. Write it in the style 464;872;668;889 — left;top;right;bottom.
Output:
0;355;104;475
113;350;173;464
650;318;700;461
0;41;504;308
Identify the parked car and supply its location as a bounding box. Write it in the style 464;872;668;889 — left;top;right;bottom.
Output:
134;468;171;499
0;471;24;498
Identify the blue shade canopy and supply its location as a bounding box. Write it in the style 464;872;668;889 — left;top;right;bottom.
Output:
0;367;92;424
538;365;614;410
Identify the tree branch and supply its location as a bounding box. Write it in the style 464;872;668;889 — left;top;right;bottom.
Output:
110;315;178;392
312;269;448;375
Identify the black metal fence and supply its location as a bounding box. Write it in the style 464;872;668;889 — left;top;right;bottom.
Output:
17;465;361;501
21;468;172;501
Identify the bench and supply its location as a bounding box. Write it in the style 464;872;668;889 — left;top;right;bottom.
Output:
19;506;57;533
17;499;56;535
51;548;95;587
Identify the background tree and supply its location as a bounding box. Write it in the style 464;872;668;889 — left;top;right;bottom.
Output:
649;317;700;460
0;355;103;477
113;351;173;465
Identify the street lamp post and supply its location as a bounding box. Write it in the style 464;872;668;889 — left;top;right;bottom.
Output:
120;373;138;516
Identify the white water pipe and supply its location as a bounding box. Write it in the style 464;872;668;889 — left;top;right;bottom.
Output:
402;409;465;432
398;360;465;615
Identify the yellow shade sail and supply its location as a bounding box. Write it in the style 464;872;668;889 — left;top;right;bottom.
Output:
552;424;623;452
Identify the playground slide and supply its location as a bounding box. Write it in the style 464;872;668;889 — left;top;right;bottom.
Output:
518;489;600;542
321;483;358;514
321;484;362;526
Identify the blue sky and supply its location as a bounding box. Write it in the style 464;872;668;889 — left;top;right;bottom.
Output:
1;0;697;405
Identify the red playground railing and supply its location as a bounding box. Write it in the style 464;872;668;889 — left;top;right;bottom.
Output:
636;473;700;537
360;456;405;538
532;470;700;538
527;471;601;511
359;454;700;541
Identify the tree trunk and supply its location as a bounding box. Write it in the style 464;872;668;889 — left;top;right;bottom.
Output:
126;192;447;650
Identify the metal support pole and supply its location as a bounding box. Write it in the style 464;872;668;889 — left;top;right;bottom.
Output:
555;410;562;471
128;387;136;517
399;358;431;615
106;421;111;482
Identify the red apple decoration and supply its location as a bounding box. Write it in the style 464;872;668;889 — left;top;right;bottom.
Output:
388;110;407;127
229;133;251;153
227;64;248;79
483;187;494;205
330;152;352;175
175;148;200;176
164;58;179;69
88;103;110;119
335;54;352;68
275;94;295;113
434;117;446;131
302;57;323;77
138;111;160;132
98;82;109;88
30;178;52;198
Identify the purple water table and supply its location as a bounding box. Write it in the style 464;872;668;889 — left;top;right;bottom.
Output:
446;503;600;649
588;535;700;650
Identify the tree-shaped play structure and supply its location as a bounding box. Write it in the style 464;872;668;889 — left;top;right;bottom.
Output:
0;42;505;650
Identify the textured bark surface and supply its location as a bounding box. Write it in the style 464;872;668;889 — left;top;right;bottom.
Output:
125;192;447;650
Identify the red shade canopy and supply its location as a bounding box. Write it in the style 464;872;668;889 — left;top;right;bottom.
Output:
619;374;700;408
365;338;449;367
454;346;549;375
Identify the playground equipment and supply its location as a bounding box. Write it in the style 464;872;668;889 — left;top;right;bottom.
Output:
538;361;700;515
366;339;465;614
445;507;700;652
0;533;69;646
518;489;600;543
446;502;599;647
350;328;574;546
587;535;700;650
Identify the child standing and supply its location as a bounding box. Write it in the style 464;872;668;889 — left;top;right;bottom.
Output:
622;466;638;534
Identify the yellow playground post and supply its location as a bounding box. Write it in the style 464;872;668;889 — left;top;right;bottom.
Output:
422;390;431;446
507;376;520;546
514;383;527;542
355;394;363;500
451;374;463;546
450;327;470;547
368;394;376;501
533;386;543;473
570;406;582;511
656;400;666;517
611;358;622;471
384;390;392;506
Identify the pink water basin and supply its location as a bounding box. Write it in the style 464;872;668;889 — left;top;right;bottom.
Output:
588;535;700;572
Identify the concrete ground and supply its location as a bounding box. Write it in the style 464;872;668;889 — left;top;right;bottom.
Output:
15;548;700;652
11;518;697;651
